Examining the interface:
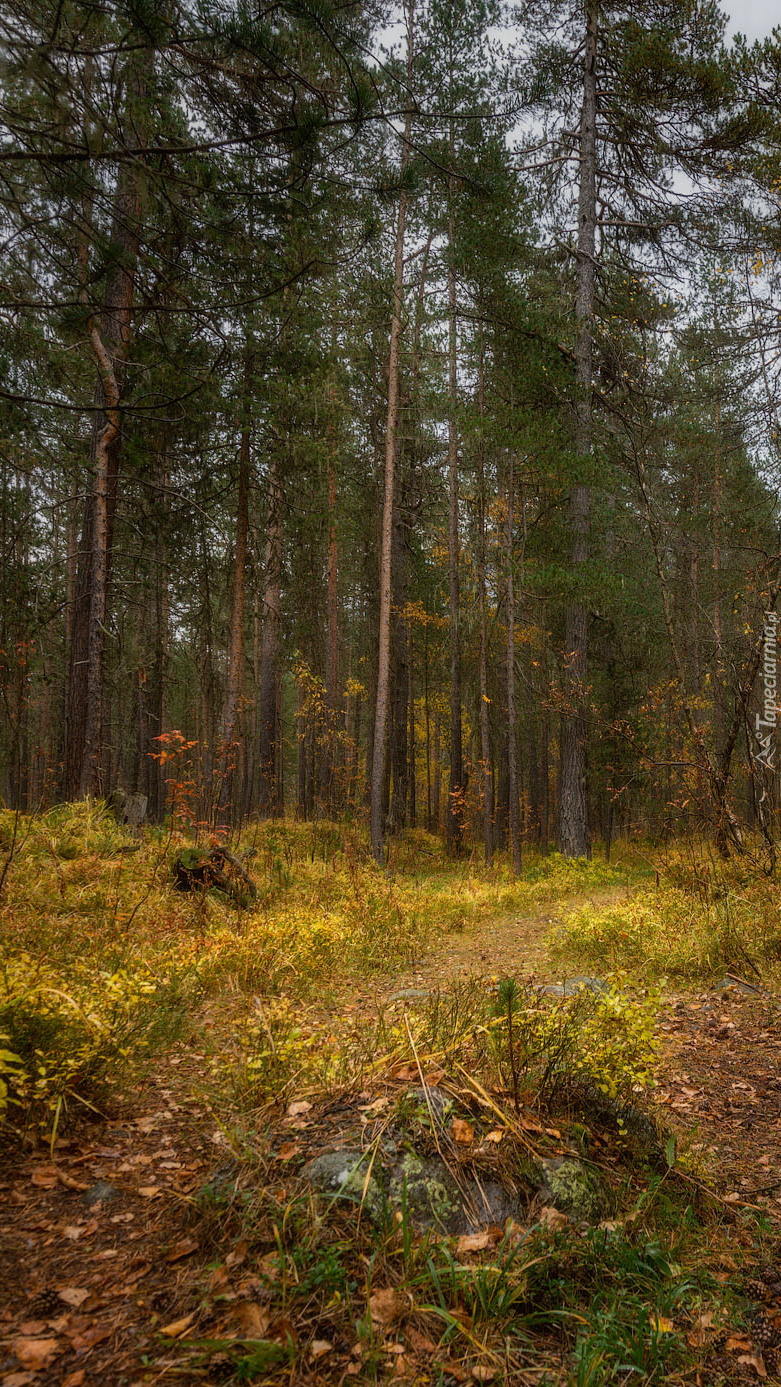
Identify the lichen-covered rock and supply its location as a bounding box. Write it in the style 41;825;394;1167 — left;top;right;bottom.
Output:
405;1085;453;1126
388;1152;465;1233
302;1150;385;1220
536;1156;609;1222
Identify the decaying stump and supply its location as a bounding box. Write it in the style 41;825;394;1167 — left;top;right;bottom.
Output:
107;789;148;828
171;846;257;908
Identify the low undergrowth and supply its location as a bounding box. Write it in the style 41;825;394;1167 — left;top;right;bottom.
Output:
552;844;781;981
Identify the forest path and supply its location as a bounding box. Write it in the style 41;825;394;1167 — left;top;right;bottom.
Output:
370;884;626;1002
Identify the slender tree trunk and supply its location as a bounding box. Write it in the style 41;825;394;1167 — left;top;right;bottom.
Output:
218;357;252;824
258;460;283;816
408;620;416;827
506;455;521;874
65;85;145;801
559;0;597;858
446;189;464;855
476;338;492;865
370;0;413;864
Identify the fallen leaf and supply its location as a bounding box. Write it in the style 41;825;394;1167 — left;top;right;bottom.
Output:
57;1288;89;1309
406;1327;438;1353
737;1353;767;1378
538;1206;569;1232
369;1288;405;1326
389;1063;418;1081
63;1371;86;1387
233;1303;270;1337
12;1338;60;1371
277;1142;299;1161
727;1335;754;1352
160;1313;196;1338
2;1374;35;1387
452;1118;474;1145
225;1240;248;1269
30;1166;59;1189
650;1315;675;1334
483;1129;504;1145
309;1339;332;1360
471;1367;497;1382
138;1186;161;1199
287;1100;313;1118
166;1237;199;1263
456;1232;491;1254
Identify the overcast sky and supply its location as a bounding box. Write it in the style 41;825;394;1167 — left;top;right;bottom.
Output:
721;0;778;42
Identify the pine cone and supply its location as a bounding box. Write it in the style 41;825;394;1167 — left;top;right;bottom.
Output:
759;1264;779;1285
763;1345;780;1377
28;1288;60;1317
752;1310;781;1350
746;1278;770;1301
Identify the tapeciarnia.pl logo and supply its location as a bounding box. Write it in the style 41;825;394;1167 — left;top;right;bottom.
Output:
755;610;778;773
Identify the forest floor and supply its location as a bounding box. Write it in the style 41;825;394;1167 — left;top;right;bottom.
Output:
3;811;781;1386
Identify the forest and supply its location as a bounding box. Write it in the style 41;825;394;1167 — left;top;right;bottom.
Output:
5;1;781;1385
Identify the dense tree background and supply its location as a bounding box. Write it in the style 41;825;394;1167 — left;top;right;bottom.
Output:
2;0;781;861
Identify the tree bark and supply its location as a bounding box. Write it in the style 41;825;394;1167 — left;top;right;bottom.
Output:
559;0;597;858
370;0;413;865
217;356;252;824
446;191;464;855
258;460;283;816
506;454;522;874
476;337;493;865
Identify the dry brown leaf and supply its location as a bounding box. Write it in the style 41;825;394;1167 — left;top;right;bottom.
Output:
225;1240;248;1269
737;1354;767;1378
287;1100;313;1118
456;1232;491;1255
3;1373;35;1387
63;1372;86;1387
277;1142;299;1161
538;1205;569;1232
166;1237;199;1263
57;1170;87;1191
406;1327;438;1353
452;1118;474;1145
727;1335;754;1352
160;1313;196;1339
57;1288;89;1309
233;1303;270;1337
138;1185;161;1199
483;1129;504;1145
390;1063;418;1081
12;1338;60;1371
309;1339;332;1360
368;1288;405;1326
30;1166;59;1189
471;1367;497;1382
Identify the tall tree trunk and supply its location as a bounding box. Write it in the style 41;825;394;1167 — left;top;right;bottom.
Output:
258;460;283;816
370;0;413;865
476;337;493;865
217;358;252;824
65;90;145;801
446;189;464;855
506;455;522;874
559;0;597;858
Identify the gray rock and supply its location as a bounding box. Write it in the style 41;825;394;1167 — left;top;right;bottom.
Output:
536;1156;609;1222
388;1151;465;1234
714;975;763;996
540;976;607;999
405;1086;453;1125
387;988;429;1002
302;1150;385;1220
83;1180;119;1207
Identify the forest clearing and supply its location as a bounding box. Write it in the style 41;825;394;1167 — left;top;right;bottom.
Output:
6;0;781;1381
